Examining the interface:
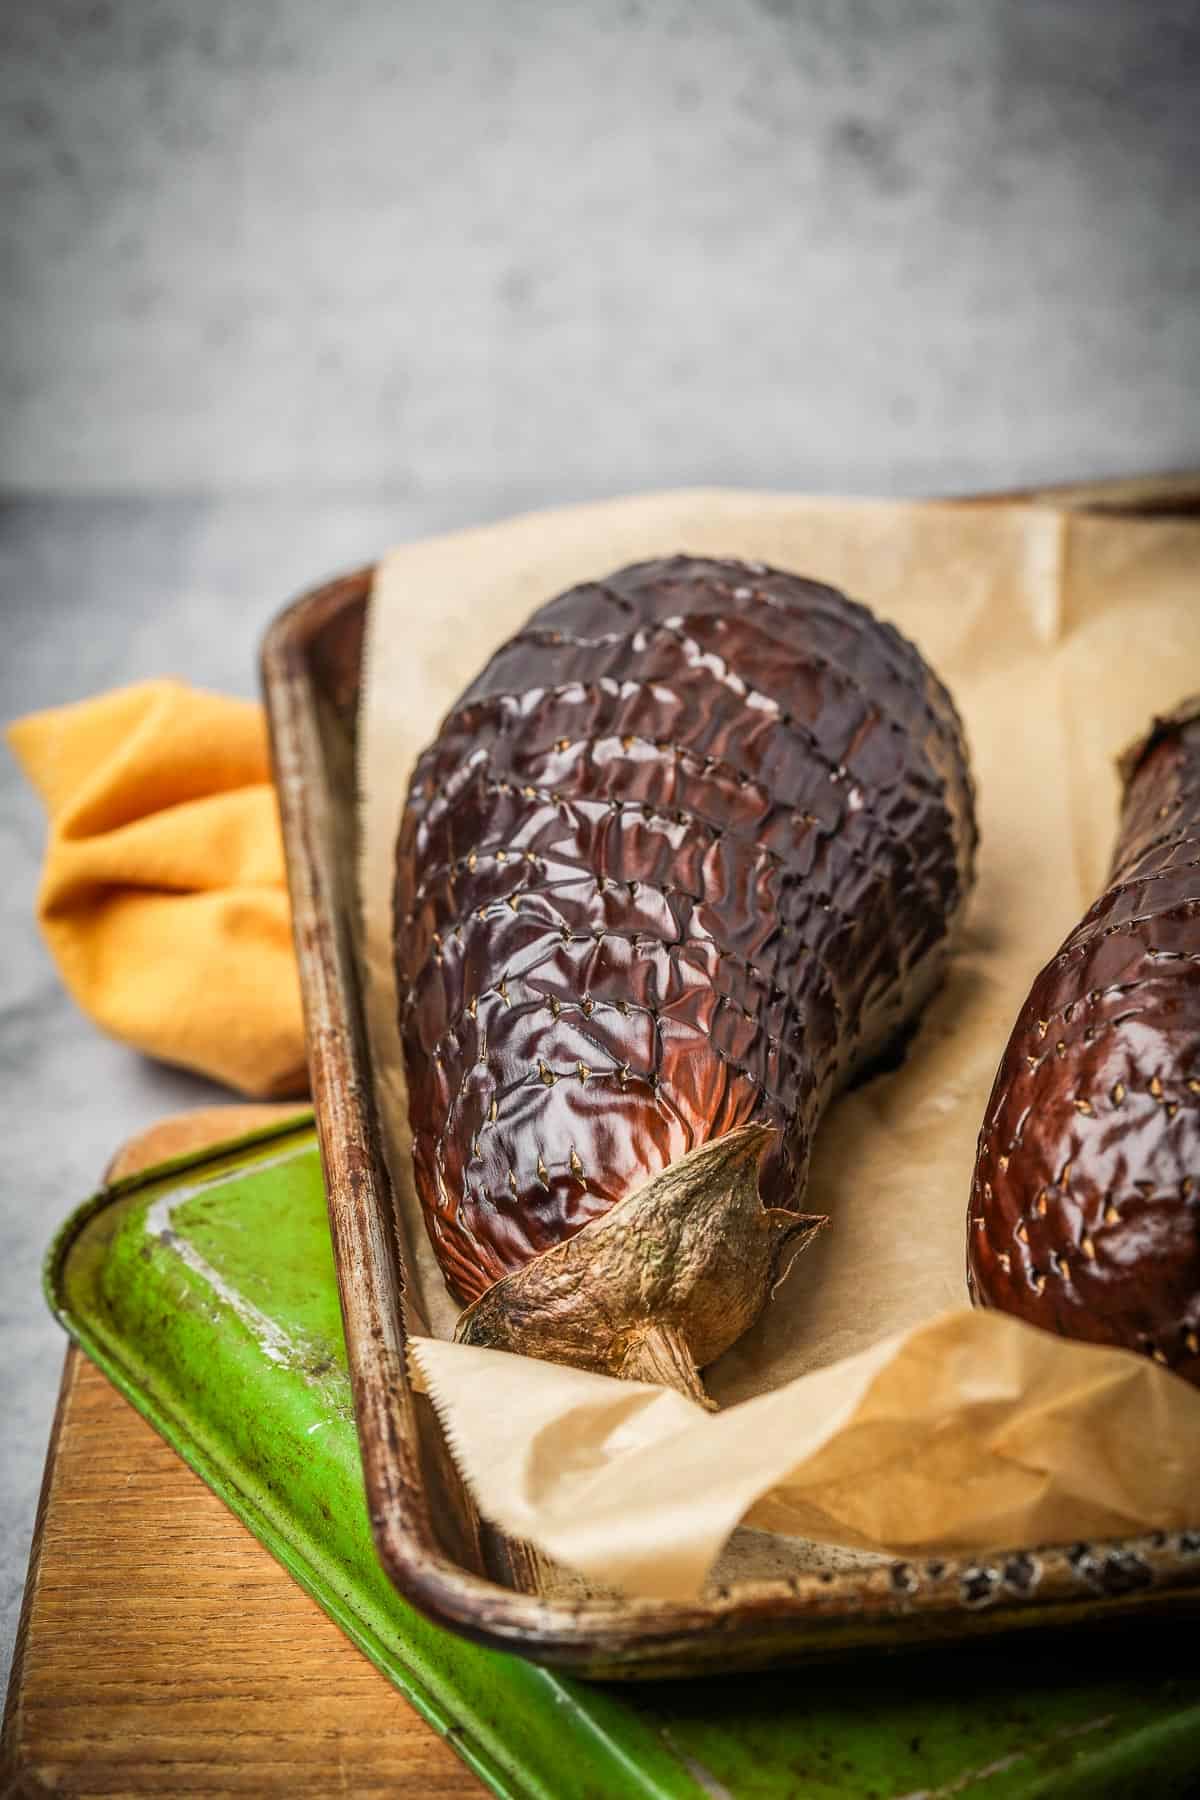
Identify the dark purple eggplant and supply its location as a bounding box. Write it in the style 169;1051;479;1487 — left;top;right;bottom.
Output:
395;556;977;1399
969;698;1200;1381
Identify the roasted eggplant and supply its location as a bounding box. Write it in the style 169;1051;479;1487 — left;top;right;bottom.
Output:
395;556;977;1400
969;699;1200;1381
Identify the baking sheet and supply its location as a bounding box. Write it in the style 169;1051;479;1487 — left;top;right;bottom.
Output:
357;490;1200;1600
51;1118;1200;1784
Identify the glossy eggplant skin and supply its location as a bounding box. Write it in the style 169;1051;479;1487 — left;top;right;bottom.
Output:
969;700;1200;1380
395;556;977;1306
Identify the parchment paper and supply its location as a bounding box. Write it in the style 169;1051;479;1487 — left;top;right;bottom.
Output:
358;490;1200;1601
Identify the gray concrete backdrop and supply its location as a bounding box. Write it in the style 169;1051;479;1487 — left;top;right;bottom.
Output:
2;0;1199;1688
3;0;1199;498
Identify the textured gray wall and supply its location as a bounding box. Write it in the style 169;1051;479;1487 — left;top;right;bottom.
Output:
3;0;1198;499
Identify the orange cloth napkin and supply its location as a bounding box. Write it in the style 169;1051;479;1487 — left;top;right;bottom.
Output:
8;681;308;1098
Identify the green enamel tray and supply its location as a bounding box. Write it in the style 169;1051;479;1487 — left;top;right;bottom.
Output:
46;1114;1200;1798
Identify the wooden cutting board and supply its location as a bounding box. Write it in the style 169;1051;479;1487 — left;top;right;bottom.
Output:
0;1107;483;1799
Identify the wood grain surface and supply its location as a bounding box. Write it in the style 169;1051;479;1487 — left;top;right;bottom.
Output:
1;1107;483;1799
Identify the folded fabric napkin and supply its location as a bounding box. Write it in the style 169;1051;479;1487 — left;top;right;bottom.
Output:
8;681;307;1097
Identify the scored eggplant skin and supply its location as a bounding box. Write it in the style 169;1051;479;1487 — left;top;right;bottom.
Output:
394;555;977;1330
969;698;1200;1380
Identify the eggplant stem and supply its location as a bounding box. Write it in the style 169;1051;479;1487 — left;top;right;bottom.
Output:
619;1324;716;1410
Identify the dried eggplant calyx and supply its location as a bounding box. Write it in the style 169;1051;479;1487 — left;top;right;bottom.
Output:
969;695;1200;1381
395;555;978;1401
455;1124;825;1409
